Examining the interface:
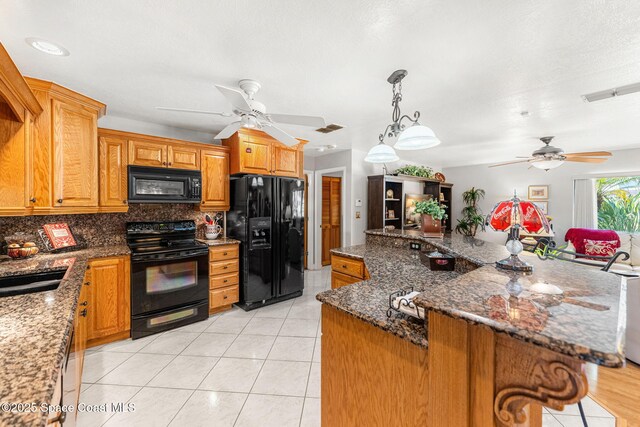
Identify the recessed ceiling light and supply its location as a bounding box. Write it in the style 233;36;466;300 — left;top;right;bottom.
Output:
520;111;530;117
25;37;70;56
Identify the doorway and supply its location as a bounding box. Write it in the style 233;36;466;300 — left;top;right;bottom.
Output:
321;176;342;265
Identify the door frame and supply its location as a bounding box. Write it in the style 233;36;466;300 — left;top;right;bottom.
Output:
313;166;347;270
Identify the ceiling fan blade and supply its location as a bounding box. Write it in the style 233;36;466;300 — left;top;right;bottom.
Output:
564;151;612;157
565;157;609;163
214;121;244;140
156;107;232;117
215;85;252;112
261;124;300;147
488;159;532;168
267;113;326;128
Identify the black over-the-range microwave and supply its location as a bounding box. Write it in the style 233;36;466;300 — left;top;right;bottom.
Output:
127;165;202;204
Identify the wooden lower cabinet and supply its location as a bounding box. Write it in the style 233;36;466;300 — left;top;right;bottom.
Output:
209;244;240;314
85;256;131;346
330;254;369;289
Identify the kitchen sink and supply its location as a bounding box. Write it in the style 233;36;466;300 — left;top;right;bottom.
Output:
0;270;66;298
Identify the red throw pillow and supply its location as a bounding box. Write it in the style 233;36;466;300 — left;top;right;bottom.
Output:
583;239;618;260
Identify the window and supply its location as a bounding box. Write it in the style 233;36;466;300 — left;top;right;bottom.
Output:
596;176;640;232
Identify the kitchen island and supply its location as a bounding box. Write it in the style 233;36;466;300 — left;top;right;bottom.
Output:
316;229;626;426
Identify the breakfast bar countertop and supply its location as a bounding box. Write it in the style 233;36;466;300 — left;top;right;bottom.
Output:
0;245;130;427
318;229;627;368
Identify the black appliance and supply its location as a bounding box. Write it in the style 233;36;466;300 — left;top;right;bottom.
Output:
127;220;209;338
227;175;305;310
128;165;202;204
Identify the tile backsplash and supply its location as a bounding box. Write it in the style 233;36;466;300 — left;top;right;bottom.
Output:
0;204;223;250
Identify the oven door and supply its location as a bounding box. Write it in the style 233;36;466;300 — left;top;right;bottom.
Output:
131;251;209;316
128;165;201;203
131;300;209;339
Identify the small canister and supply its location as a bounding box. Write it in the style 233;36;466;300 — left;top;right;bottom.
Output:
420;251;456;271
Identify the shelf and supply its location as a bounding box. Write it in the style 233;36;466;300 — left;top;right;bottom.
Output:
385;198;401;201
385;218;400;221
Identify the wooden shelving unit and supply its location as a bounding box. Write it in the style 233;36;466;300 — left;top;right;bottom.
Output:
367;175;453;232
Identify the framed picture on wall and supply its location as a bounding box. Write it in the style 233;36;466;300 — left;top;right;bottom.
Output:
532;201;548;215
528;185;549;200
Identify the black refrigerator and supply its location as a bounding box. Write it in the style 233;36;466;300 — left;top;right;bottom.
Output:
227;175;305;310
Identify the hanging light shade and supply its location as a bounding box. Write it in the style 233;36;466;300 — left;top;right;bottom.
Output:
531;159;564;170
364;141;399;163
395;123;441;150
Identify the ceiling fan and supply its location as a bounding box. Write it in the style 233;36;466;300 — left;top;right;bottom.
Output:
489;136;612;170
157;79;326;146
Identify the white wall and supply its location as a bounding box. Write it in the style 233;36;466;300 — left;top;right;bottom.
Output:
443;147;640;244
99;115;217;144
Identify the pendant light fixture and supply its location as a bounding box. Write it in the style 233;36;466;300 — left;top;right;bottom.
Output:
365;70;440;163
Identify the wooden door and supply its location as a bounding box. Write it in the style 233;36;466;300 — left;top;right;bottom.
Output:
52;99;98;207
99;136;128;208
273;143;299;177
129;139;167;167
200;148;229;210
239;134;272;174
321;176;341;265
86;256;131;341
0;103;31;215
168;144;199;169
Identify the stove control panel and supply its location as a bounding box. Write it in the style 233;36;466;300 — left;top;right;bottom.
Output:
126;220;196;234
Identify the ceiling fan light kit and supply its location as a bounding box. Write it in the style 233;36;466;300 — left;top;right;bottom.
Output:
366;69;440;163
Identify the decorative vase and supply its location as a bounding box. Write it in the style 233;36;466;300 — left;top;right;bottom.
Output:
421;214;441;234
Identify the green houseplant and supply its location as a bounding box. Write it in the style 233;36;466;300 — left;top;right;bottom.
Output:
393;164;434;179
455;187;486;237
414;199;447;234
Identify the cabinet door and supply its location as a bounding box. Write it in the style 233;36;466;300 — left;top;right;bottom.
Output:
99;136;128;207
238;135;272;174
129;139;167;167
168;144;199;169
201;149;229;209
0;104;31;215
273;144;299;177
86;256;131;341
52;99;98;207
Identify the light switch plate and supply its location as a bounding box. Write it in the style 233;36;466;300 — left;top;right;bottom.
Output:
355;199;362;207
410;242;422;250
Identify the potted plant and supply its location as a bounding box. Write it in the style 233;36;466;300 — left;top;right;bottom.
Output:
414;198;448;234
393;165;434;179
455;187;486;237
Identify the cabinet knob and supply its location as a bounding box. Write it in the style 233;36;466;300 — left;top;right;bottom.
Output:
80;308;87;317
342;265;347;269
80;301;88;306
223;279;228;283
201;201;205;204
57;198;63;203
30;197;36;203
168;162;172;166
223;295;228;299
123;200;128;205
84;281;90;286
223;266;228;269
162;162;167;166
223;252;228;256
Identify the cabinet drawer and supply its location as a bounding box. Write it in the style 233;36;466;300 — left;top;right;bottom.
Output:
210;286;239;309
331;271;362;289
209;259;239;276
209;245;239;262
331;255;365;279
210;273;239;290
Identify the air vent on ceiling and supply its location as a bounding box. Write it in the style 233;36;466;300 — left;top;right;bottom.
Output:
315;123;344;133
582;82;640;103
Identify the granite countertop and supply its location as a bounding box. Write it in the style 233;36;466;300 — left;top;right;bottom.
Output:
196;237;241;246
317;244;462;347
0;245;130;427
318;230;626;368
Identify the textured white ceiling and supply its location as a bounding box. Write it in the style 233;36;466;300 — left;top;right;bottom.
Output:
2;0;640;166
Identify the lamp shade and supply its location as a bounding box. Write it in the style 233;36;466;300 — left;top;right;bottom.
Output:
488;197;550;234
531;159;564;170
395;124;441;150
364;142;399;163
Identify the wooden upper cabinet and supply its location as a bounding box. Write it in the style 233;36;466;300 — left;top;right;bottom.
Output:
223;128;307;177
86;256;131;341
52;99;99;207
273;144;299;177
168;144;199;169
129;139;167;167
200;148;230;210
26;77;105;214
98;133;128;210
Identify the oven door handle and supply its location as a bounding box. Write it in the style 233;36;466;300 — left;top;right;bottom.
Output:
132;250;209;263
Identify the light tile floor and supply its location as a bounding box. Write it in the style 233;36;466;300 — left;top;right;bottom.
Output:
78;266;615;427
